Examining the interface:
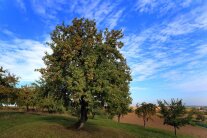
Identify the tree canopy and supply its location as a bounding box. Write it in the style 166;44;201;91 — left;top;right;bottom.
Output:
0;66;18;106
135;102;156;128
106;92;132;122
38;18;132;129
158;99;191;136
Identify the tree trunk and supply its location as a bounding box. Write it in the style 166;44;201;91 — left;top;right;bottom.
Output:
174;126;177;136
76;96;88;129
26;104;29;112
143;118;146;128
92;112;95;119
118;114;121;123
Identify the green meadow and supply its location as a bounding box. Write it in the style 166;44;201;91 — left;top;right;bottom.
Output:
0;111;193;138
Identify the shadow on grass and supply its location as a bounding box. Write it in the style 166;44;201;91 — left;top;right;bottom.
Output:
0;111;25;116
26;112;176;137
0;111;102;132
0;111;29;121
34;113;101;133
0;111;101;133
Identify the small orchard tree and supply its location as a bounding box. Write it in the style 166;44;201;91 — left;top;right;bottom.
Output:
135;102;156;128
0;66;19;106
38;96;65;113
17;85;37;111
106;91;132;123
38;18;132;129
158;99;191;136
128;106;134;113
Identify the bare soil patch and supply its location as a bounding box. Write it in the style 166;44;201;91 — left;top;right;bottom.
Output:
115;113;207;138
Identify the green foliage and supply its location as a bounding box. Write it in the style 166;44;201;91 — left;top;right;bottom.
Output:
135;102;156;127
189;108;206;122
106;95;132;122
158;99;191;136
38;18;132;125
105;90;132;122
128;106;134;113
0;66;19;106
17;85;38;111
38;96;65;113
196;113;205;121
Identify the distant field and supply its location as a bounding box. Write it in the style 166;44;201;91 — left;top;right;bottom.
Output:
0;111;192;138
116;113;207;138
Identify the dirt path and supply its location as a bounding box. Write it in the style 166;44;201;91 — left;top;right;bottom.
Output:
115;113;207;138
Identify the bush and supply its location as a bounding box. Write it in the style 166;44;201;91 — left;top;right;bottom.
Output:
38;96;65;113
69;106;81;117
196;113;205;121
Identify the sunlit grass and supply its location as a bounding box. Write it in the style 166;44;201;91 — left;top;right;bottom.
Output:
0;111;193;138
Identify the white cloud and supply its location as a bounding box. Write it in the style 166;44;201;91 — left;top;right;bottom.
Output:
171;73;207;93
135;0;158;13
72;0;124;29
16;0;26;12
196;44;207;56
29;0;124;29
31;0;55;19
75;0;102;20
1;29;16;38
160;6;207;37
181;0;193;7
195;8;207;30
131;59;160;81
107;9;124;29
135;0;196;13
122;3;207;86
0;37;51;83
121;34;147;59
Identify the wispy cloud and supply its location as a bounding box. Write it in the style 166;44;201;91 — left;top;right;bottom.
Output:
16;0;26;12
1;1;126;83
135;0;195;14
181;0;193;7
196;44;207;56
1;29;16;38
135;0;159;13
105;8;124;29
29;0;124;29
122;3;207;95
168;72;207;93
0;34;51;83
71;0;124;29
30;0;66;19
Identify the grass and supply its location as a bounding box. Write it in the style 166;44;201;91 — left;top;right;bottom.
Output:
192;121;207;128
0;111;193;138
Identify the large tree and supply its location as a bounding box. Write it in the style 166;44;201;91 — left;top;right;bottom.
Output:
38;18;132;129
135;102;156;128
0;66;18;106
158;99;191;136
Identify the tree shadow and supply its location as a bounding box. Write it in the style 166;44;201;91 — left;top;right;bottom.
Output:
38;114;101;133
0;111;26;118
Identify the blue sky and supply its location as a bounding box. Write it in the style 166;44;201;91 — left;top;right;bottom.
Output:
0;0;207;105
